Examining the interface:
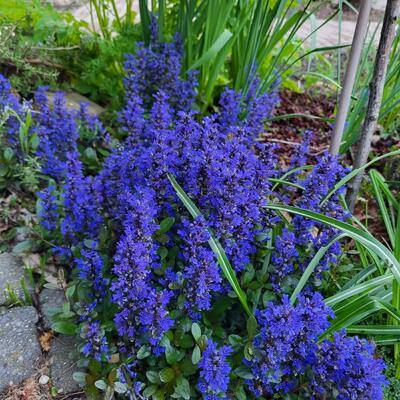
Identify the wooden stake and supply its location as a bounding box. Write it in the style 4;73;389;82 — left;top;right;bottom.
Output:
329;1;372;156
346;0;400;211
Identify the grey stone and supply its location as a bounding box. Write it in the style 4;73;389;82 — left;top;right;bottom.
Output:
49;0;86;10
0;306;42;393
50;335;81;394
45;91;104;116
0;253;32;306
39;288;65;330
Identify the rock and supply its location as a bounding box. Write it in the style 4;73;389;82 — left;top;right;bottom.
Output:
45;91;104;116
50;0;85;10
39;375;50;385
39;288;66;330
0;253;33;306
0;306;42;393
50;335;81;394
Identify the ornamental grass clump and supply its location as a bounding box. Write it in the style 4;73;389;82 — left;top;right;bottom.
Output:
0;25;388;399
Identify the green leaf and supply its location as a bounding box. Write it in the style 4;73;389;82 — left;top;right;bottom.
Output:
51;321;77;335
146;371;161;384
291;234;346;304
143;384;158;397
173;376;191;400
191;345;201;365
246;315;258;339
370;169;397;248
12;240;32;255
84;147;97;162
72;372;88;384
114;382;128;394
3;147;13;161
165;344;179;365
168;174;251;316
179;334;194;348
235;386;247;400
95;380;107;390
136;345;151;360
265;204;400;285
191;323;201;342
65;285;76;300
189;29;233;70
228;334;243;347
321;149;400;207
159;367;175;383
346;325;400;336
326;274;392;307
158;217;175;234
244;341;253;361
234;365;254;380
323;292;393;336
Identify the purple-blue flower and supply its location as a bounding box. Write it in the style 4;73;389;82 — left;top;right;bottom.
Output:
246;292;333;396
312;331;388;400
198;339;233;399
82;320;109;361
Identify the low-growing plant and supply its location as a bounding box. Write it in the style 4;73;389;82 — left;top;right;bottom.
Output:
2;24;397;398
0;0;139;108
0;76;40;192
0;14;400;400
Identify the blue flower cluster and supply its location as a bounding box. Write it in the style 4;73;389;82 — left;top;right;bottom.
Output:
178;217;221;318
247;292;333;395
269;143;351;291
198;340;232;400
247;294;387;399
121;17;196;121
82;320;109;362
1;19;389;399
111;187;173;349
314;331;388;400
33;88;80;180
0;74;24;148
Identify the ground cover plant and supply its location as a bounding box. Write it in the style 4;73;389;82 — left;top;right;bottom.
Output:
0;0;140;107
2;17;399;398
1;1;400;400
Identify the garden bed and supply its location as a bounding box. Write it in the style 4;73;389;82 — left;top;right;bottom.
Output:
1;1;400;400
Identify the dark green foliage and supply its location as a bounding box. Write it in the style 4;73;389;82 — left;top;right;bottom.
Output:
0;0;86;96
67;23;140;108
0;0;140;108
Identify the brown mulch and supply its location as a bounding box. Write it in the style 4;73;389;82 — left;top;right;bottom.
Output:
264;89;400;241
2;378;51;400
262;89;335;167
264;89;400;166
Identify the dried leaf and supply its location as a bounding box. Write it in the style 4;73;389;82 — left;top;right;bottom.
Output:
39;331;53;352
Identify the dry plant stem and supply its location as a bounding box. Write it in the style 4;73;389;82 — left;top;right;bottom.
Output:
329;0;372;156
346;0;400;211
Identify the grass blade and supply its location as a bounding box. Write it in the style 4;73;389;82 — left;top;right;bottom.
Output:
264;204;400;284
168;173;252;317
291;233;346;304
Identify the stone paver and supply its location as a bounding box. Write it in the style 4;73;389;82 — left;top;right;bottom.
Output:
61;0;383;48
0;253;32;306
39;288;66;330
297;18;380;47
49;335;81;394
0;306;42;393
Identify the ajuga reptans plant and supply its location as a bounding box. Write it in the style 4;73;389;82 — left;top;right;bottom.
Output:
0;22;387;400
